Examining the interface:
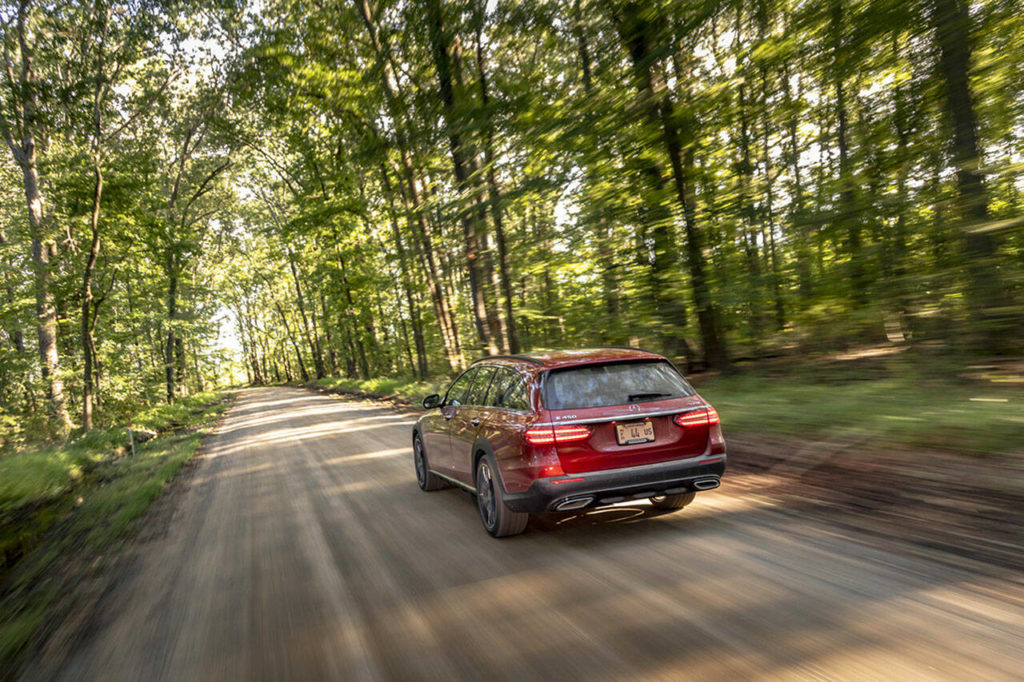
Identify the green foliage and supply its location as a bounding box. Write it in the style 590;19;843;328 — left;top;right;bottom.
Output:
1;0;1022;442
0;447;84;511
132;391;231;433
0;394;229;669
694;363;1024;455
0;392;227;513
0;408;23;451
0;0;1020;666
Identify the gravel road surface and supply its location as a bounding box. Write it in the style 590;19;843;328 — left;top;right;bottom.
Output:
40;387;1024;681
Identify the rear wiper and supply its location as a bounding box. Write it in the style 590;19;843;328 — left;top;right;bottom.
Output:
627;392;672;402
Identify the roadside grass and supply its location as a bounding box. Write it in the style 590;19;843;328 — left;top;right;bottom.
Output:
313;375;447;405
0;392;228;513
0;392;230;670
692;366;1022;456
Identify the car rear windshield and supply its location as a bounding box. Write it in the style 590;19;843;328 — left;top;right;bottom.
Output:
543;360;695;410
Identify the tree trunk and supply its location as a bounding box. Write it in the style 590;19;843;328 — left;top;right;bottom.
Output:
474;20;519;353
573;0;622;343
616;3;725;369
426;0;498;355
288;253;325;379
760;60;785;331
354;0;462;370
319;292;339;375
931;0;1008;347
335;247;370;379
1;1;73;436
275;301;309;382
165;259;178;403
830;0;867;306
241;308;264;385
81;158;102;430
889;32;910;318
609;17;689;363
400;161;462;370
782;60;813;303
18;158;72;433
256;321;271;383
379;166;429;378
734;9;765;341
737;77;765;342
175;334;187;392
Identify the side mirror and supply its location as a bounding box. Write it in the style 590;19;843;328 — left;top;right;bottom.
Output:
422;393;442;409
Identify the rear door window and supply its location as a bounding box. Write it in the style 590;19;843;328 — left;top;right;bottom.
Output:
489;369;529;411
544;360;694;410
487;369;515;407
466;366;497;406
504;376;529;411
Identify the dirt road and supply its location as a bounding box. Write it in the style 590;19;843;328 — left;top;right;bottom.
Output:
40;387;1024;680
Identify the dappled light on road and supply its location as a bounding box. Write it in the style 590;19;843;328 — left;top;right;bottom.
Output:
36;387;1024;681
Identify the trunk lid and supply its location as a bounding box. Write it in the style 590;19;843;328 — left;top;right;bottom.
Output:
545;396;711;473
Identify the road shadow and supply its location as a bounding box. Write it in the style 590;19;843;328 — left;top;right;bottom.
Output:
38;386;1022;682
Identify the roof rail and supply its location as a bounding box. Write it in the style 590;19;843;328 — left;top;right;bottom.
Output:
471;354;544;365
595;345;663;356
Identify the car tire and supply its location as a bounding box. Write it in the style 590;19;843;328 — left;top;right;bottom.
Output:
649;492;696;510
414;434;447;491
475;453;528;537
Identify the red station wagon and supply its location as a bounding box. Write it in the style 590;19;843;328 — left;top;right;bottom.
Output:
413;348;727;537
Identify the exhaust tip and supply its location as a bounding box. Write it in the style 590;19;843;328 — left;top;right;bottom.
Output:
693;477;720;491
554;496;594;511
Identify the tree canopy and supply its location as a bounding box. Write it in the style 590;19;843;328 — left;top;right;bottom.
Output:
1;0;1022;443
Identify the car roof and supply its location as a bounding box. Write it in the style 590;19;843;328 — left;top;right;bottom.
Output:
472;347;666;371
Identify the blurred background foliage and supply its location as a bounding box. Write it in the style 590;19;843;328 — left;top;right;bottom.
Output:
1;0;1022;449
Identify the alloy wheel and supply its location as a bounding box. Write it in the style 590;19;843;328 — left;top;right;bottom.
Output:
414;438;427;487
477;461;496;530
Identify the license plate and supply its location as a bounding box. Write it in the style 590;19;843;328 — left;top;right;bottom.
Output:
616;420;655;445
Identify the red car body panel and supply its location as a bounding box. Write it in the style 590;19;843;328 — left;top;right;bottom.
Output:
476;407;539;493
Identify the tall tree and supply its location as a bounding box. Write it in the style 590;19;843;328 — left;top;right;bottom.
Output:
425;0;500;355
0;0;72;435
614;1;728;369
931;0;1008;347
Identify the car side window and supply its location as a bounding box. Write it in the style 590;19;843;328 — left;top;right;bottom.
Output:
504;376;529;411
488;369;516;408
466;366;497;406
445;368;477;407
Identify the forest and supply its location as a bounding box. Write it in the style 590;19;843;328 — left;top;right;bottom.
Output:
0;0;1021;445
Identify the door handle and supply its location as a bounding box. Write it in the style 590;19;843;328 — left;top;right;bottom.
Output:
470;417;481;426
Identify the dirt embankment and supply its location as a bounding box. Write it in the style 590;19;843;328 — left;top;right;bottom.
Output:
725;434;1024;571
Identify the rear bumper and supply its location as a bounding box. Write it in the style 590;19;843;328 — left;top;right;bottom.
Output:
502;455;727;513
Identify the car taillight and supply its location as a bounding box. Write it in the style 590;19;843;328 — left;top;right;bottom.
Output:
674;408;716;427
524;424;591;445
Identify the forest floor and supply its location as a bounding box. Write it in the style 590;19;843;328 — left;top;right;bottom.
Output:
0;393;232;676
694;350;1024;570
